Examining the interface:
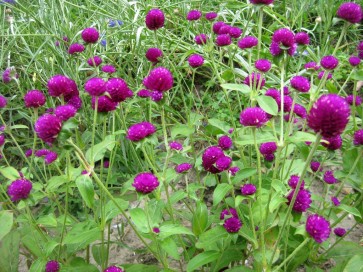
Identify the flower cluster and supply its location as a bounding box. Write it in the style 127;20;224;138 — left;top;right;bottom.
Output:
126;122;156;142
202;146;232;173
220;208;242;233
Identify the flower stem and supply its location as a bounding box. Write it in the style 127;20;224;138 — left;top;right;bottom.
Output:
273;238;309;271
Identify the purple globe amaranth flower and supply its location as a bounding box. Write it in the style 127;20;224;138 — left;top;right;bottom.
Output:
45;151;58;164
145;9;165;30
255;59;271;73
223;217;242;233
106;78;133;103
229;166;240;176
91;96;118;112
304;61;320;70
283;87;290;95
240;107;268;128
202;146;225;174
265;89;281;103
349;56;361;66
241;184;257;196
334;227;346;237
87;56;102;67
153;227;160;233
237;36;258;49
215;156;232;171
127;122;156;142
0;134;5;146
264;154;275;161
220;208;238;220
146;48;163;63
259;142;277;155
323;171;338;184
218;25;232;35
306;214;331;243
250;0;274;4
358;41;363;51
295;32;310;45
307;94;350;137
272;28;295;48
55;105;77;121
311;161;322;172
175;163;193;173
218;135;233;150
288;175;305;189
205;12;218;20
169;141;183;151
195;33;209;45
216;34;232;46
353;129;363;145
102;65;116;74
104;265;124;272
132;172;159;194
81;27;99;43
137;89;151;98
143;67;173;92
151;90;163;102
228;128;234;134
47;75;76;97
337;2;363;24
188;54;204;68
322;135;342;150
186;10;202;21
244;73;265;88
318;71;333;80
45;260;60;272
331;196;340;206
68;43;85;54
346;95;362;106
287;188;312;212
7;178;32;202
35;114;62;144
85;77;106;96
2;67;18;83
321;55;339;70
229;27;243;38
67;95;82;110
35;149;50;157
290;76;310;93
25;149;33;157
293;104;307;118
24;90;46;108
213;21;226;34
282;95;293;112
359;51;363;59
103;160;110;168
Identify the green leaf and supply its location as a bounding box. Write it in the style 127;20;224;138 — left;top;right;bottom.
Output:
44;240;59;257
196;226;228;249
343;255;363;272
232;168;257;183
91;244;103;267
60;257;99;272
0;230;20;272
338;204;361;218
208;118;230;133
221;83;251;94
256;96;278;116
37;213;58;227
171;124;194;139
213;183;232;206
187;251;220;272
288;131;317;144
0;211;13;241
122;264;159;272
225;267;254;272
46;175;67;192
294;225;307;237
10;125;29;130
269;194;286;213
29;259;46;272
63;222;101;249
326;241;363;262
0;166;20;180
105;198;129;222
75;175;95;208
160;237;180;260
351;70;363;81
159;224;194;239
85;135;116;163
130;208;148;232
239;225;258;248
221;70;235;81
192;201;209;236
235;133;275;146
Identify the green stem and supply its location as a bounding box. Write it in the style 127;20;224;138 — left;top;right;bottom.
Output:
273;238;309;271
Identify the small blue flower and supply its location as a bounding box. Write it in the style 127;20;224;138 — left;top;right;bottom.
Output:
1;0;16;4
100;40;107;47
108;19;123;27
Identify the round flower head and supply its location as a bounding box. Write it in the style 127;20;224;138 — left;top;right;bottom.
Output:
240;107;268;128
346;94;362;106
320;55;339;70
259;142;277;155
188;54;204;68
54;105;77;121
318;71;332;80
0;134;5;146
132;172;159;194
47;75;75;97
331;196;340;206
359;51;363;59
146;48;163;63
337;2;363;24
223;217;242;233
353;129;363;145
103;160;110;168
2;68;11;83
81;27;99;43
25;149;33;157
293;104;307;118
218;25;232;35
143;67;173;92
7;178;32;202
241;184;257;195
216;34;232;46
228;128;234;134
265;89;281;103
195;33;209;45
137;89;151;98
306;214;331;243
220;208;238;220
45;151;58;164
68;43;85;54
145;9;165;30
307;94;350;137
87;56;102;67
67;95;82;110
35;114;62;144
349;56;361;66
290;76;310;93
295;32;310;45
334;227;346;237
229;166;240;176
322;135;342;150
310;161;322;172
24;90;46;108
229;27;243;38
213;21;226;34
272;28;295;48
255;59;271;73
358;41;363;51
45;260;60;272
153;227;160;233
205;12;218;20
238;36;258;49
151;91;163;102
304;61;320;70
244;73;265;88
104;265;124;272
127;122;156;142
323;171;338;184
288;175;305;189
218;135;233;150
106;78;133;103
91;96;118;112
187;10;202;21
282;95;293;112
35;149;50;157
269;42;282;56
85;77;106;96
202;146;225;173
175;163;193;173
169;141;183;150
0;95;7;108
250;0;274;4
215;156;232;171
264;154;275;161
102;65;116;74
287;188;312;212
